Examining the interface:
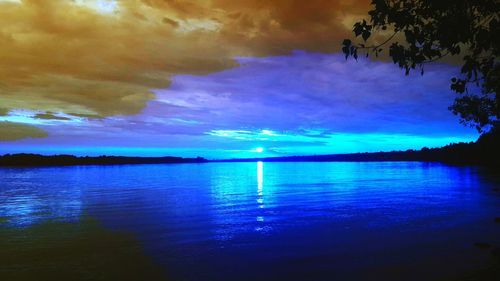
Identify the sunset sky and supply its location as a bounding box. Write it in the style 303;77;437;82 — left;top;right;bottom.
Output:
0;0;478;159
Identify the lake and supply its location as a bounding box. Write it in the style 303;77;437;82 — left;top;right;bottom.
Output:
1;162;499;280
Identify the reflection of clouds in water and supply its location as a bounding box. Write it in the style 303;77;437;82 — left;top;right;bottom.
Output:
0;169;82;227
0;194;82;227
0;162;496;281
0;194;39;226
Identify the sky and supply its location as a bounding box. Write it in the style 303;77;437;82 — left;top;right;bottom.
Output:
0;0;478;159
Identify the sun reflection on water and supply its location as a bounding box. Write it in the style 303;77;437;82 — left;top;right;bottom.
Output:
257;161;263;194
256;161;267;230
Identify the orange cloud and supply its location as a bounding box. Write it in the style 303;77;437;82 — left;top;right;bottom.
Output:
0;121;48;141
0;0;370;122
34;111;71;120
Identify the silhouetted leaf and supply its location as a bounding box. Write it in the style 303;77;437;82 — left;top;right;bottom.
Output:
341;0;500;132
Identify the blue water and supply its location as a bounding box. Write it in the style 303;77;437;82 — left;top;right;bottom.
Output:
1;162;499;280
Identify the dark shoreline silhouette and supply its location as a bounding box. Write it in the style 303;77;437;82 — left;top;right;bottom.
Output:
0;154;208;167
217;130;499;166
1;130;498;167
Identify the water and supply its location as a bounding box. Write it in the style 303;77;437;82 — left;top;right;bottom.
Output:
1;162;499;280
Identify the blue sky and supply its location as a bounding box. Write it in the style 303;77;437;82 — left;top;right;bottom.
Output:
0;52;477;159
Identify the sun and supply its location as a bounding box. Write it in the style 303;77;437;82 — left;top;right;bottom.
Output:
254;147;264;153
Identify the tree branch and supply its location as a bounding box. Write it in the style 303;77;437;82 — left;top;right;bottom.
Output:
354;31;399;50
421;50;450;64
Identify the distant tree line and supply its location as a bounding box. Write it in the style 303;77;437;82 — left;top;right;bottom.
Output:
0;154;207;167
217;129;499;165
1;130;498;167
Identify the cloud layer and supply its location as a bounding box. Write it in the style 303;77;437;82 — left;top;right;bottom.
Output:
0;52;477;158
0;0;370;122
0;121;48;141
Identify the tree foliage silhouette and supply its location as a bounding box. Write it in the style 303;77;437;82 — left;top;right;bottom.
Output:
342;0;499;132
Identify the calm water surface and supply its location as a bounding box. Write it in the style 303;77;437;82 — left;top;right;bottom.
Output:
1;162;499;280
